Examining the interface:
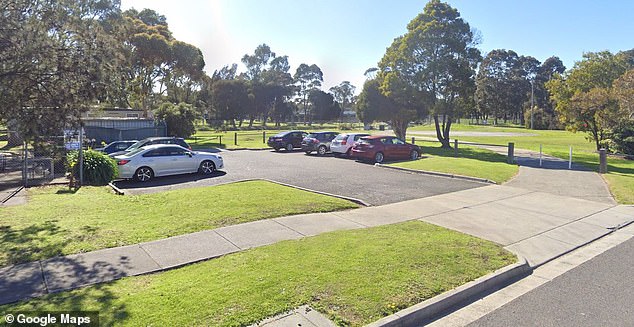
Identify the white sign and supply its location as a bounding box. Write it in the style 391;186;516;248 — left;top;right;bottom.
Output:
65;142;80;150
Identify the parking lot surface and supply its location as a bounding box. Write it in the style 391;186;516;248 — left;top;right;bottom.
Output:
114;149;485;205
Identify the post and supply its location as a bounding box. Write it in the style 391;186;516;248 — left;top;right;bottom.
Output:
263;131;266;144
219;135;222;145
79;127;84;186
22;141;27;187
539;144;542;167
234;132;237;146
569;146;573;170
530;79;535;130
507;142;514;164
411;137;415;145
599;148;607;174
454;139;458;157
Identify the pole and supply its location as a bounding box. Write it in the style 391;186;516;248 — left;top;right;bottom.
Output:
569;146;572;170
263;131;266;144
539;144;542;167
508;142;514;164
79;127;84;186
530;79;534;130
411;137;415;145
454;139;458;157
22;141;27;187
234;132;237;146
599;148;607;174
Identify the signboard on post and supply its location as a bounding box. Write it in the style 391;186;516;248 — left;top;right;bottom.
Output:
65;142;81;150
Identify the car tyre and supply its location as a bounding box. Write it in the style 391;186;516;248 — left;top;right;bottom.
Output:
286;143;294;152
317;145;327;156
134;167;154;182
410;150;419;160
374;152;384;164
199;160;216;175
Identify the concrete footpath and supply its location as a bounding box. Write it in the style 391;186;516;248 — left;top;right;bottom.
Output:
1;183;633;307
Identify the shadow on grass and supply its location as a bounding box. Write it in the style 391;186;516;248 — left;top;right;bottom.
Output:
0;221;68;266
421;145;509;164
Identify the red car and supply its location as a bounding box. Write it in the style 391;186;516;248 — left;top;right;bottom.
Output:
351;135;420;163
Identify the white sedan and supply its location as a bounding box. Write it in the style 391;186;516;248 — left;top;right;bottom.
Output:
330;133;370;157
114;144;224;182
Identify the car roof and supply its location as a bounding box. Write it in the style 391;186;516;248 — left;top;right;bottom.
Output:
140;144;188;150
362;135;392;139
143;137;184;141
309;131;338;134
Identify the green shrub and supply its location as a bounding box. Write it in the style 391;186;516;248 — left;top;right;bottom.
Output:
66;150;118;185
611;122;634;155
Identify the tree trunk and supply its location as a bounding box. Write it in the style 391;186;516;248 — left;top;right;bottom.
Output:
391;119;408;140
434;114;452;148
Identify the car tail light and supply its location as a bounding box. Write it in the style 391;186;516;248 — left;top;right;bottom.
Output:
341;140;347;145
188;146;192;150
117;159;130;165
312;139;319;144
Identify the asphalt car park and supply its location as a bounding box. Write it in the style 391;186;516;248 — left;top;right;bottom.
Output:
114;148;485;206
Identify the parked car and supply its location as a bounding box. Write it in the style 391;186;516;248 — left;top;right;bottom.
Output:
330;133;370;157
350;135;420;163
267;131;308;151
114;144;223;182
301;131;339;155
109;137;191;157
95;140;138;154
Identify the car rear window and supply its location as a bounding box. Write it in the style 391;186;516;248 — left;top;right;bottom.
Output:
354;134;370;141
306;133;318;139
334;134;347;140
273;132;289;137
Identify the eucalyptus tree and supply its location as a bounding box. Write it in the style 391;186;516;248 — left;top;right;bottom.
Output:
330;81;356;121
378;0;481;147
294;64;324;125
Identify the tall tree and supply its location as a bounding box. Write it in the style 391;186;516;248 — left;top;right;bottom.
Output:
355;79;397;127
211;79;252;128
309;90;341;121
546;51;631;150
294;64;324;125
379;0;481;147
330;81;356;122
0;0;124;145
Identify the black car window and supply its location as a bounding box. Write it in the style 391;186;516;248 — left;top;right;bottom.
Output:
380;138;390;144
354;134;369;141
392;138;405;145
176;139;188;148
116;143;129;150
143;149;165;157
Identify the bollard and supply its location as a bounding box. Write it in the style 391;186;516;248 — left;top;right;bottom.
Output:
569;146;572;170
454;139;458;157
507;142;514;164
234;132;238;146
599;148;607;174
263;131;266;144
539;144;542;167
411;137;415;145
219;135;222;145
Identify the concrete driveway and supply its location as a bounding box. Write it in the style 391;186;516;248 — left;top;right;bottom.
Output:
113;149;485;205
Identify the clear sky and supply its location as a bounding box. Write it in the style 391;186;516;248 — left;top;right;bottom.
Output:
121;0;634;93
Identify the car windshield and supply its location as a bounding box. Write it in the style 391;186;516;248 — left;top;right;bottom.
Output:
125;140;145;151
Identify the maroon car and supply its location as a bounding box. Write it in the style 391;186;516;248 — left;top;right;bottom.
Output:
351;135;420;163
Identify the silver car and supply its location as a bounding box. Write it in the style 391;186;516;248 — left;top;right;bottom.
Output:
114;144;224;182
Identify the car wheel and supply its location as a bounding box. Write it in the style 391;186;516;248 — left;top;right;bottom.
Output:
134;167;154;182
286;143;294;151
374;152;384;164
410;150;419;160
317;145;327;156
199;160;216;175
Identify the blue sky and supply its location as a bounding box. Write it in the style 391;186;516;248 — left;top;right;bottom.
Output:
121;0;634;93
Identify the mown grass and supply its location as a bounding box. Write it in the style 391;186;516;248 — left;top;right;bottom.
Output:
406;124;634;204
390;145;518;183
0;221;516;326
0;181;357;266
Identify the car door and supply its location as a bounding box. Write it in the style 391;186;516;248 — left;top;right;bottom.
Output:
165;146;197;174
293;132;305;147
392;138;409;158
140;148;170;176
379;137;395;158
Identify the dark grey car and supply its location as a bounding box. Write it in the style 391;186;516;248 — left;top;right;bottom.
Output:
301;131;339;156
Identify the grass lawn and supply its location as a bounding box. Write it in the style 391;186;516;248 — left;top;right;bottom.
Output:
407;123;634;204
1;221;516;326
0;181;357;266
390;145;519;184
